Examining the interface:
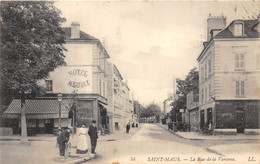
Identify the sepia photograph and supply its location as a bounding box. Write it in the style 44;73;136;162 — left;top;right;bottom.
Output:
0;0;260;164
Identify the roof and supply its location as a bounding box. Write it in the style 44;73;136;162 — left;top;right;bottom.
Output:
62;27;110;58
62;27;99;41
214;20;260;38
197;19;260;61
4;99;71;114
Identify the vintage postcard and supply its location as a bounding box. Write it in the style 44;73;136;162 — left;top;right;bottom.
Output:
0;1;259;164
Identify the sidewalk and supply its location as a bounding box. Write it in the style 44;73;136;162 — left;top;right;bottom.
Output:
0;125;142;164
157;123;260;140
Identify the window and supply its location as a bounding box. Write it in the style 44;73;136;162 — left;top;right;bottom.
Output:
236;81;245;96
201;89;204;103
205;87;207;102
234;23;243;36
205;64;207;79
103;82;106;97
209;84;211;100
208;58;211;75
235;53;245;70
99;79;102;95
45;80;52;92
201;67;204;82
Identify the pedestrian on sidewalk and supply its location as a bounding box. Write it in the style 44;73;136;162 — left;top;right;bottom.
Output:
126;123;130;133
88;120;98;154
65;127;73;157
136;122;139;127
76;123;88;154
57;128;71;159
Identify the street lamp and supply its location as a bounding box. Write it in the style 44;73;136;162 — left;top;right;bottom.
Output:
57;93;62;130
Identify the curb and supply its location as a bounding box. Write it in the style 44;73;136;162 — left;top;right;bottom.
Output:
206;148;224;156
63;154;96;164
98;124;143;142
156;124;260;141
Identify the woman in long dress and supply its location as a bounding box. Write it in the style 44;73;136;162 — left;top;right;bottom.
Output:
76;123;88;154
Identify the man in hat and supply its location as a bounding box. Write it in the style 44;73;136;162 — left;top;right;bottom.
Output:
88;120;98;154
57;128;71;158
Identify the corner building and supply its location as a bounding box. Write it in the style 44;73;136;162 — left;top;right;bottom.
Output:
197;15;260;134
4;22;111;134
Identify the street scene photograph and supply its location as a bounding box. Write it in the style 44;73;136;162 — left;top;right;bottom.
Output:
0;1;260;164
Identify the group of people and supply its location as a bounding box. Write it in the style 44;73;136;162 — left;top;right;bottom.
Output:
126;122;139;133
57;120;98;159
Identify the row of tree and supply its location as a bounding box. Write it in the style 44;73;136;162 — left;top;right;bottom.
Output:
139;103;161;123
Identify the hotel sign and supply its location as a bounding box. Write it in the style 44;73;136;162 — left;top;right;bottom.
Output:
67;69;90;88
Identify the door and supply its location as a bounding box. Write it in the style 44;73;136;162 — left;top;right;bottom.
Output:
236;110;245;133
200;110;205;128
44;119;54;134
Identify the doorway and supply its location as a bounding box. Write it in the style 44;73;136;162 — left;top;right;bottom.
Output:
44;119;54;134
236;110;245;133
200;110;205;128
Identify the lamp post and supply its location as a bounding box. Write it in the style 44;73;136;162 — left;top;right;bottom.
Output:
57;93;62;130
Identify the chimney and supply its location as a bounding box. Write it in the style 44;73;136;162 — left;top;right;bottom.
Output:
207;14;226;41
203;42;208;49
71;22;80;39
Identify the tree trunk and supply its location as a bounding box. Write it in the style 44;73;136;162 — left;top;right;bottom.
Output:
20;92;28;142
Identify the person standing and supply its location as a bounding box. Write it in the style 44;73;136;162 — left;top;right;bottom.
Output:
76;123;88;154
126;123;130;133
88;120;98;154
57;128;70;158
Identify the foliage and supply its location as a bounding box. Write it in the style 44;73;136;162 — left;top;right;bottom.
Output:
0;1;67;95
170;67;199;121
140;103;161;118
0;1;67;138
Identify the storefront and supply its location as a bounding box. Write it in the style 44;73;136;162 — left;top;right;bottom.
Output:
3;99;72;134
214;100;260;134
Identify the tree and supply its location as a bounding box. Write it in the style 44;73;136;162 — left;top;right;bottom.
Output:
170;67;199;122
0;1;66;142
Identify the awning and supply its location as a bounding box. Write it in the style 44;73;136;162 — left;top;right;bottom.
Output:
3;99;71;119
99;103;114;115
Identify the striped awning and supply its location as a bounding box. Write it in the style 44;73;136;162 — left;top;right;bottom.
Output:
3;99;71;119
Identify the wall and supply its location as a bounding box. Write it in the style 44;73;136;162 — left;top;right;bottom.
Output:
189;109;199;131
91;44;108;98
47;43;94;94
215;40;260;100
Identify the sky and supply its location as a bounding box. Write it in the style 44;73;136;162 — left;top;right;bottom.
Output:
55;1;260;107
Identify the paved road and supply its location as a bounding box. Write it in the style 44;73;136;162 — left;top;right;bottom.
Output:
85;124;248;164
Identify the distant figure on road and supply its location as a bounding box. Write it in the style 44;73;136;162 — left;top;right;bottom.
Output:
76;123;88;154
88;120;98;154
57;128;70;159
136;122;139;127
126;123;130;133
132;122;135;127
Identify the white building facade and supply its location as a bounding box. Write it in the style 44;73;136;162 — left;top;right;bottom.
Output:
197;15;260;134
